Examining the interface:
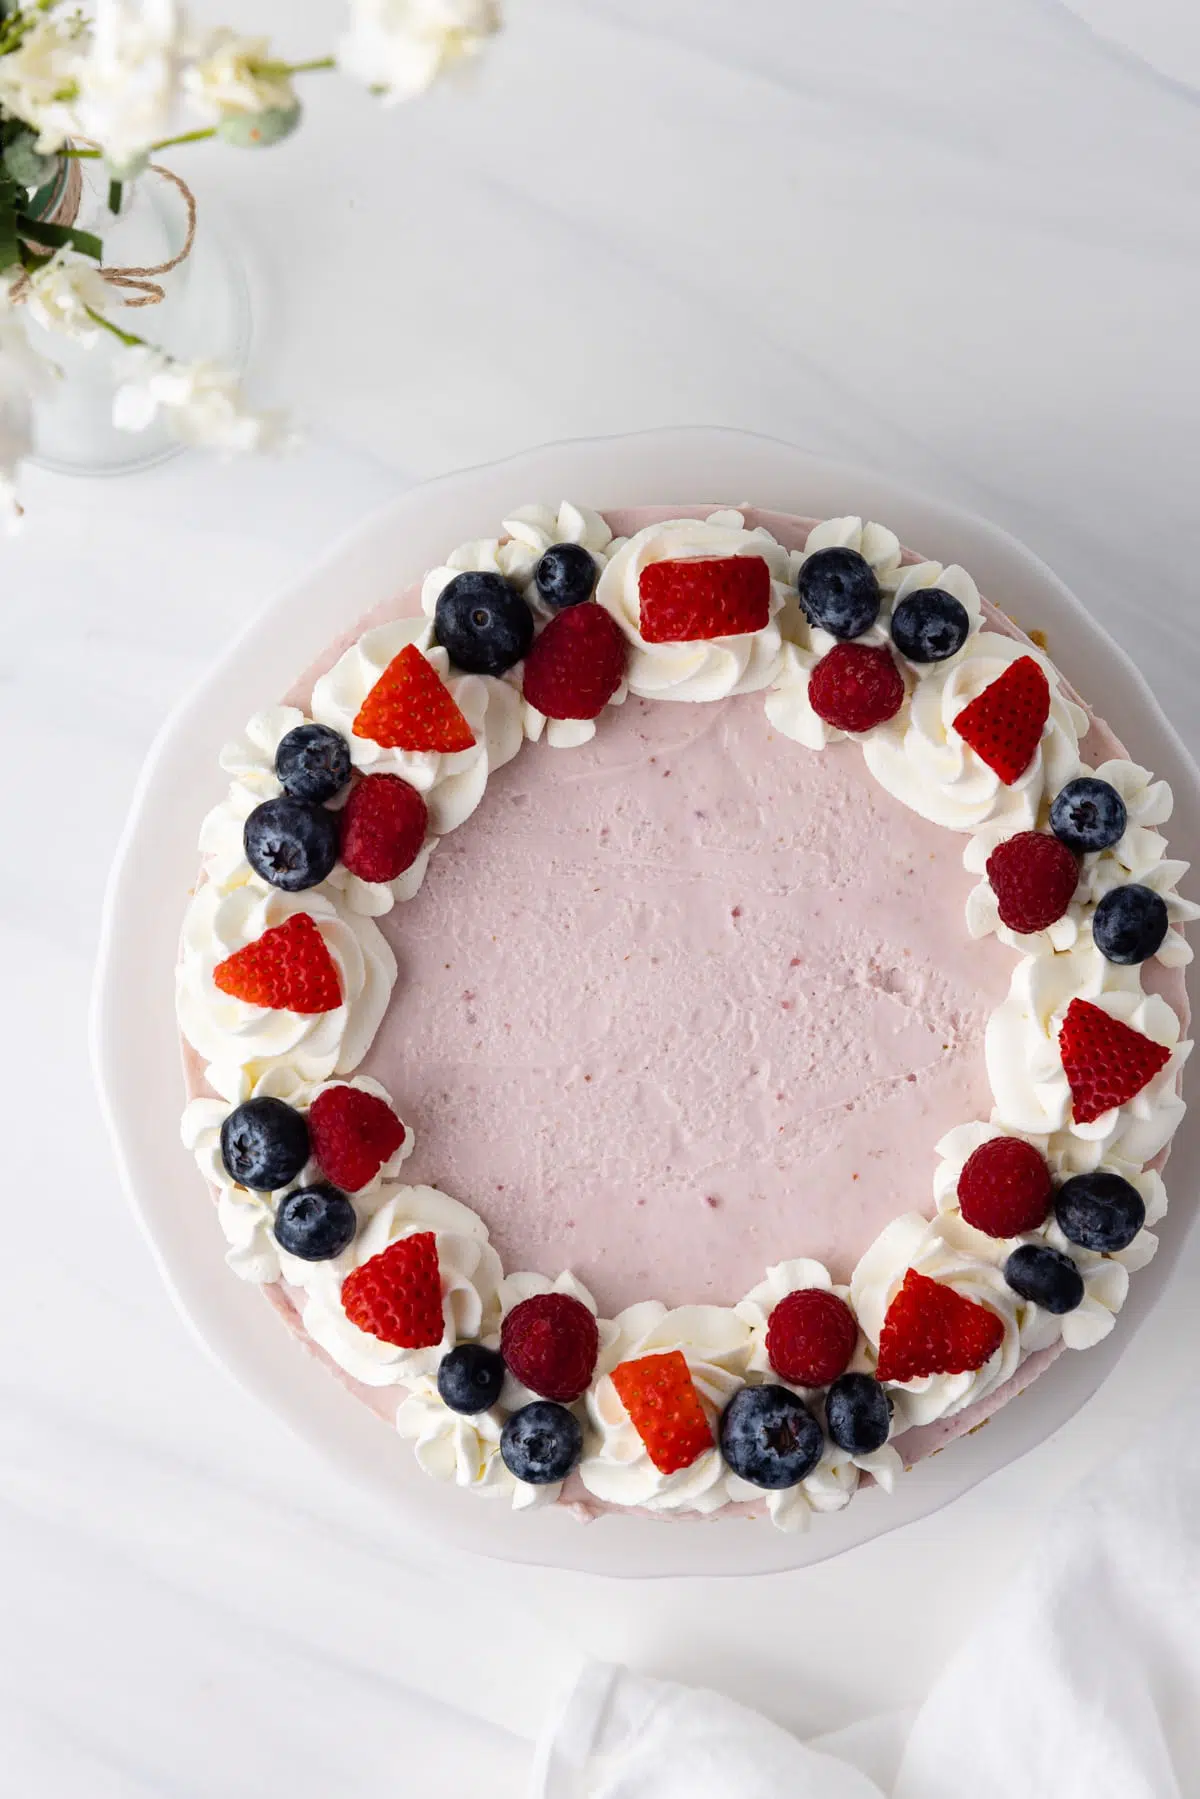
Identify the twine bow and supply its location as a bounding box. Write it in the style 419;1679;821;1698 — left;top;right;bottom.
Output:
12;154;197;309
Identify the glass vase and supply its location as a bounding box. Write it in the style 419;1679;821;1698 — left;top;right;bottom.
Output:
27;155;252;476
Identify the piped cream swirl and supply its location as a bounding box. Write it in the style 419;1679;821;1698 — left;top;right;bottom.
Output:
177;882;395;1100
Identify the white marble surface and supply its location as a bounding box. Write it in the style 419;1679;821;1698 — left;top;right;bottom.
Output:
6;0;1200;1790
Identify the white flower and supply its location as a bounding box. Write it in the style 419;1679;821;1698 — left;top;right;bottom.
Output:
338;0;502;102
113;348;291;452
0;14;85;153
0;342;31;531
183;30;297;121
0;301;51;530
20;249;111;344
71;0;187;175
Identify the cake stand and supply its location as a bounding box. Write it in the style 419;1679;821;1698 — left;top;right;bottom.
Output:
91;427;1200;1577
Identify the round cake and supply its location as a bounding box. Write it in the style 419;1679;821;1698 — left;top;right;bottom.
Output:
177;502;1195;1529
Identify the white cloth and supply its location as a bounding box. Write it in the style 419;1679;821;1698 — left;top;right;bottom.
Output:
532;1397;1200;1797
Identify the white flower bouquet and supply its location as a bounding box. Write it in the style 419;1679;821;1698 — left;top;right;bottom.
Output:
0;0;502;520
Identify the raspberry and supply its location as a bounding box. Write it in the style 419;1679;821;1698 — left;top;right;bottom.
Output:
765;1288;857;1386
610;1349;714;1474
808;642;905;733
952;655;1050;785
1059;997;1172;1126
985;831;1080;934
522;605;627;720
341;1231;443;1348
352;644;475;753
213;912;340;1014
957;1135;1054;1237
308;1085;406;1192
340;774;428;883
500;1293;599;1402
638;556;772;643
874;1269;1005;1384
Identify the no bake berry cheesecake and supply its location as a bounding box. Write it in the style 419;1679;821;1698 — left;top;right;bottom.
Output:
178;504;1194;1529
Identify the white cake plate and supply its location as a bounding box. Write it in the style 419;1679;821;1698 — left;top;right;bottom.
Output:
91;427;1200;1577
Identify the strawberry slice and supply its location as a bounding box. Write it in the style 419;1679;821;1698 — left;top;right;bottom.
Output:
638;556;771;644
952;655;1050;785
352;643;475;753
341;1231;443;1348
875;1269;1005;1383
610;1349;714;1474
1059;997;1172;1125
213;912;340;1014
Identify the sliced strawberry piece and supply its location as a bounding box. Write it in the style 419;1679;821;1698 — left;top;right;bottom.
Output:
213;912;340;1014
341;1231;443;1347
952;655;1050;785
610;1349;714;1474
875;1269;1005;1383
352;643;475;753
308;1085;407;1191
1058;997;1172;1125
638;556;771;643
522;604;627;720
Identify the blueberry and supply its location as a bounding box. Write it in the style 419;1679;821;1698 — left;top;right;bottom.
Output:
244;796;339;892
434;572;535;675
1092;884;1169;965
797;547;881;641
825;1373;893;1456
1054;1171;1145;1253
889;588;970;663
534;543;598;609
274;723;352;803
1004;1243;1085;1314
500;1401;583;1484
437;1344;507;1415
719;1385;824;1489
273;1183;358;1261
220;1097;310;1190
1049;777;1127;853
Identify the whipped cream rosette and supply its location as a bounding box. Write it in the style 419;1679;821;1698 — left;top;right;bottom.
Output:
985;945;1190;1163
198;704;437;917
291;1186;503;1387
597;510;792;702
851;1213;1024;1427
182;1068;413;1283
311;618;523;835
862;633;1087;833
177;881;395;1100
964;757;1200;961
580;1303;754;1515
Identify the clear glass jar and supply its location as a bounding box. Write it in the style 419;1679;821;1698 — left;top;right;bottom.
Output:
27;155;252;475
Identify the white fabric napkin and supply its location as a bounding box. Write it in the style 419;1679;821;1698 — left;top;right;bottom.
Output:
532;1395;1200;1798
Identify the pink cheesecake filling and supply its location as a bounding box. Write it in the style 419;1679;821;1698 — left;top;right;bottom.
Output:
364;687;1014;1313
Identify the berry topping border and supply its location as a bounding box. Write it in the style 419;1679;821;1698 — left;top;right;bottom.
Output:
179;505;1194;1530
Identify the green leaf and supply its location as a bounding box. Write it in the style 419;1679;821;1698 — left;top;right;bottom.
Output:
0;199;18;275
4;134;57;190
15;215;104;260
